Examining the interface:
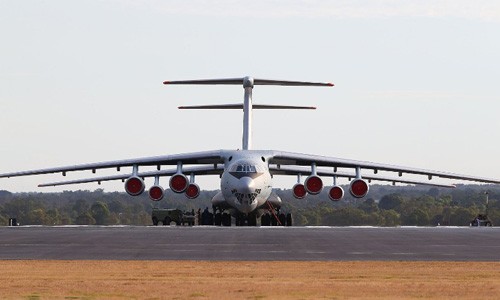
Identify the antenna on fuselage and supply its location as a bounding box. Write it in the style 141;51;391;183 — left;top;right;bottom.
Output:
163;76;333;150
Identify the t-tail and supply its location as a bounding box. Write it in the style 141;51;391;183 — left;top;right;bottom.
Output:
163;76;333;150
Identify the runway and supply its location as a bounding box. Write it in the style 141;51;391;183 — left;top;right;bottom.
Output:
1;226;499;261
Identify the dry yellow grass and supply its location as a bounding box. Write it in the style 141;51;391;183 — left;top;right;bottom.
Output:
0;261;499;299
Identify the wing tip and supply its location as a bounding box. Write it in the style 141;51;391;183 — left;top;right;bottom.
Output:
327;83;334;87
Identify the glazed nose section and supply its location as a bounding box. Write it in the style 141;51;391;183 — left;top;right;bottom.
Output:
239;177;255;194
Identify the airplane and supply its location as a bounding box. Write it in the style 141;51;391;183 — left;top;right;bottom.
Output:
1;76;499;226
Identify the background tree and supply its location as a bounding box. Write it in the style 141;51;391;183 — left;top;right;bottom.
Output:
403;208;430;226
90;201;111;225
76;212;96;225
449;207;478;226
378;194;404;211
0;184;499;226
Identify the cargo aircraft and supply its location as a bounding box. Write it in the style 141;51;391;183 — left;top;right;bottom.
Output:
1;76;499;226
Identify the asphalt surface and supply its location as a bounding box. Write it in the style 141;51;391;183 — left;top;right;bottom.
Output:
1;226;499;261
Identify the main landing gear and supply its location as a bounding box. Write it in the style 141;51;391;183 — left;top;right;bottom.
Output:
260;211;292;227
209;205;292;227
213;207;232;227
235;213;257;226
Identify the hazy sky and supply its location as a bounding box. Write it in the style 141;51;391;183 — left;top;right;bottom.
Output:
1;1;500;192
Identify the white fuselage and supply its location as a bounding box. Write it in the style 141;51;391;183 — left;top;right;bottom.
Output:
220;151;272;213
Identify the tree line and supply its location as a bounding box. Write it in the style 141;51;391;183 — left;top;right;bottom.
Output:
0;184;498;226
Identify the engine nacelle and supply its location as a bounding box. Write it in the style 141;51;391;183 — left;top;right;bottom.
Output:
349;178;369;198
292;183;307;199
124;176;145;196
169;173;189;193
304;175;323;195
185;183;200;199
148;185;164;201
328;185;344;201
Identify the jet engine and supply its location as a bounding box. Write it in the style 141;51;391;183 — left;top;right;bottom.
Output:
148;185;164;201
304;175;323;195
292;183;307;199
124;176;145;196
328;185;344;201
349;178;369;198
185;183;200;199
169;173;189;193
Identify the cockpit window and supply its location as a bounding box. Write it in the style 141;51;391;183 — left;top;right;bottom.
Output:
231;164;262;173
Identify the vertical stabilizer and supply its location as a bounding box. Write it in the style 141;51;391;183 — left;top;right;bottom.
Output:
242;76;254;150
164;76;333;150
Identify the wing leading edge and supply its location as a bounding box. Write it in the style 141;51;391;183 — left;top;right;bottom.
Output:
269;151;500;184
0;150;225;179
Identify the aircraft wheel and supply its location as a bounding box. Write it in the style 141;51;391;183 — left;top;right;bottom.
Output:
163;217;171;226
152;217;159;226
260;214;269;226
222;213;231;226
214;213;222;226
248;214;257;226
271;215;278;226
279;213;286;226
265;214;271;226
286;213;292;227
235;214;243;226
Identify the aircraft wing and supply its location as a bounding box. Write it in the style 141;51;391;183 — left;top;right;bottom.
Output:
269;165;456;188
0;150;225;178
38;165;224;187
270;151;500;184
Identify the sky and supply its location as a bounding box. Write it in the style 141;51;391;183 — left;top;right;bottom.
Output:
1;0;500;193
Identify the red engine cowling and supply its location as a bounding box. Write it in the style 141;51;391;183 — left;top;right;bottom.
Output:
169;173;188;193
292;183;307;199
304;175;323;195
124;176;145;196
148;185;164;201
328;185;344;201
185;183;200;199
349;178;369;198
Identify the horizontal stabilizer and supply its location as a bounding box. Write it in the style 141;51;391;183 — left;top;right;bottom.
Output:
179;104;316;110
164;78;244;85
164;76;333;87
253;78;333;87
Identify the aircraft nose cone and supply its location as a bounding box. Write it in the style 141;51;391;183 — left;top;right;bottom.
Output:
239;177;255;193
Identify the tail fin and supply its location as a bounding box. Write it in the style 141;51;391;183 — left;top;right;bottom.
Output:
164;76;333;150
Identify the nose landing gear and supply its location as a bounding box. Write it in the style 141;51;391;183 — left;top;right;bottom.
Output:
235;213;257;226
